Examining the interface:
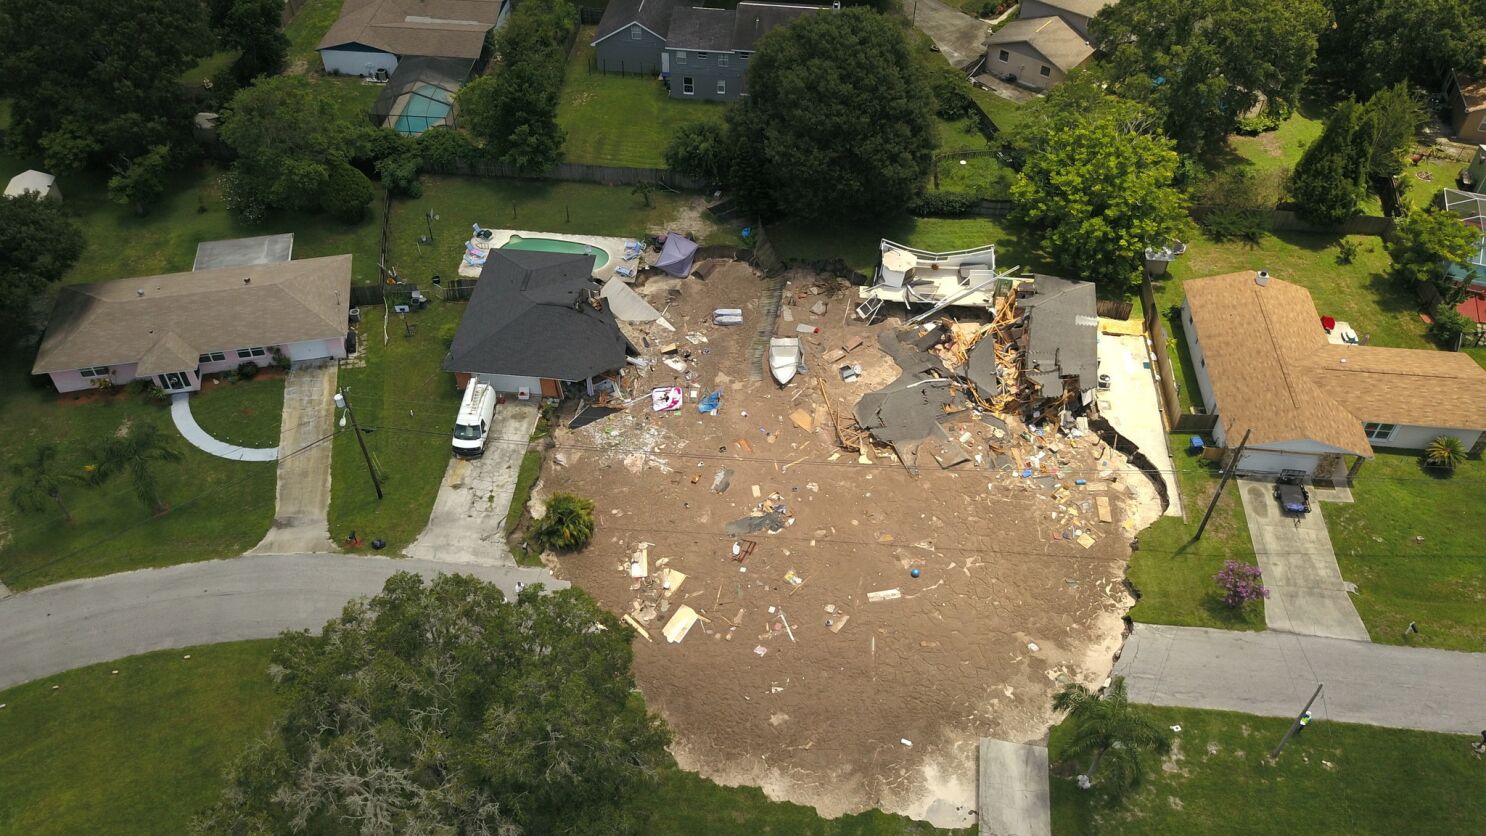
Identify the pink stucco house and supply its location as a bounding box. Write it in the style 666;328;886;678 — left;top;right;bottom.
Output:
32;255;353;394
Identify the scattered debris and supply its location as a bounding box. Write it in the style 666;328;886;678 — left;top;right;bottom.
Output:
867;588;903;602
663;605;700;643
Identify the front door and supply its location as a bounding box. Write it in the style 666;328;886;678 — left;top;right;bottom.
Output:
157;371;191;392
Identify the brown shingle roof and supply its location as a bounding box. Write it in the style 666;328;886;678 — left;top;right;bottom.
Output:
318;0;501;60
1184;272;1486;454
33;255;353;375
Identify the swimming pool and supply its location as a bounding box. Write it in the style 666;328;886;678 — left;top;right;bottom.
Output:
500;235;610;269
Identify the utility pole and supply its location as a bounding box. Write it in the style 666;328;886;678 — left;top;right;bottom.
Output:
1270;684;1324;759
335;390;383;500
1193;428;1250;541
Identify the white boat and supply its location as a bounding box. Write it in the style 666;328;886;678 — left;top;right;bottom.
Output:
768;337;802;385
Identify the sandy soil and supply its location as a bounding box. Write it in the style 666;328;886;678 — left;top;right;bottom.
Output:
542;263;1148;825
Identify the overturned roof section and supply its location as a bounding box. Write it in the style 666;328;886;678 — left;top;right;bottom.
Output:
33;256;353;374
445;250;631;382
192;234;294;271
986;16;1094;72
318;0;501;60
593;0;679;43
599;276;664;322
1019;275;1098;395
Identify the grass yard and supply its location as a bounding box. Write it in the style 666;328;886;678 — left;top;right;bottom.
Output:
0;641;280;835
1328;451;1486;651
1225;105;1326;176
1125;440;1263;631
933;154;1015;198
768;214;1051;275
1050;704;1486;834
0;641;958;834
969;86;1027;136
284;0;345;71
179;49;238;85
558;27;728;168
187;374;287;450
0;353;276;591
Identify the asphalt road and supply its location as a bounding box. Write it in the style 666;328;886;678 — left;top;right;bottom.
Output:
1114;623;1486;734
0;555;565;690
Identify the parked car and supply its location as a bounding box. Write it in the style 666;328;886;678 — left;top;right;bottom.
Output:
1273;475;1311;514
451;376;497;458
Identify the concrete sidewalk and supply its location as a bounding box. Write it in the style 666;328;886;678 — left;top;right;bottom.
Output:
1097;332;1182;518
0;554;566;689
978;739;1050;836
250;362;338;555
1113;623;1486;734
170;393;279;462
1238;479;1369;641
404;401;539;566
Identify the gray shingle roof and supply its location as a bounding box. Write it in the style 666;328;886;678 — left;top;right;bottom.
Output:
443;251;632;382
667;6;735;51
1019;274;1098;394
594;0;679;43
731;2;822;52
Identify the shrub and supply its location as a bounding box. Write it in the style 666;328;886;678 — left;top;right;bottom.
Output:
270;347;291;371
376;152;423;198
1424;435;1467;470
414;127;481;171
236;361;261;380
1213;560;1268;610
664;122;729;185
1196;168;1279;243
1335;238;1358;265
531;492;595;552
1234;112;1281;135
923;61;974;121
438;322;458;348
907;190;979;217
1427;308;1472;346
319;161;375;223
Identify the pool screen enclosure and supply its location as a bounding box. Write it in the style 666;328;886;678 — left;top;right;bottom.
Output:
372;57;471;136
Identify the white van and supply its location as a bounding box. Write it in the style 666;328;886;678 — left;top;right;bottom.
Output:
452;376;497;458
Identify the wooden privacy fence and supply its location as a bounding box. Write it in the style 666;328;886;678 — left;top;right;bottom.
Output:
1097;299;1134;320
421;160;704;190
1140;277;1184;430
1190;205;1394;237
439;279;479;302
349;282;421;307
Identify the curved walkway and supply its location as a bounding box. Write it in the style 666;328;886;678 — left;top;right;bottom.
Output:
0;554;567;690
170;393;279;462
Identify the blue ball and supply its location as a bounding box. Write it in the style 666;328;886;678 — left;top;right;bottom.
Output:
910;568;921;579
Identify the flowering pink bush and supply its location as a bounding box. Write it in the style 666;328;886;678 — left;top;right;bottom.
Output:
1214;560;1269;609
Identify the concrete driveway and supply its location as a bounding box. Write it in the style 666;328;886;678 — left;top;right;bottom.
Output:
1114;624;1486;734
250;362;338;555
404;400;540;566
978;739;1050;836
907;0;990;70
1097;332;1182;518
1238;479;1370;641
0;554;566;689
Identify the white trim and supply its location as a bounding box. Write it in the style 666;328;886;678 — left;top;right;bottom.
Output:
592;21;666;47
682;76;695;95
717;79;726;95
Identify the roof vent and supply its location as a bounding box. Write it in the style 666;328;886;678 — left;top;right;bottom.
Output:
136;288;145;297
1255;270;1270;286
243;277;251;284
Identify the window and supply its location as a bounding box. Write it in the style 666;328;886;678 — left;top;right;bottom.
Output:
717;80;727;95
79;366;110;378
237;347;267;359
1039;65;1051;78
718;54;729;68
676;51;687;64
1363;422;1396;442
630;24;641;40
997;49;1009;63
198;351;226;363
682;76;694;95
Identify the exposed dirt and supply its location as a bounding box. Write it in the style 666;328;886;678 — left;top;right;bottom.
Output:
545;263;1145;824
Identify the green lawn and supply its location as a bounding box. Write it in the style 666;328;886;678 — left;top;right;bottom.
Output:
969;86;1027;135
0;641;957;834
936;114;994;153
179;49;238;85
0;641;280;836
1126;440;1263;631
1050;705;1486;834
1226;106;1325;176
558;26;728;168
1328;450;1486;651
933;153;1015;198
187;374;287;449
284;0;344;71
769;214;1051;275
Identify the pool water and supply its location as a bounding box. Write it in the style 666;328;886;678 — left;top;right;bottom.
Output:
391;84;453;136
501;235;610;269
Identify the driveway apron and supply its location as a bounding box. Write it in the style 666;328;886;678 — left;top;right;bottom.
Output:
907;0;990;70
250;362;338;555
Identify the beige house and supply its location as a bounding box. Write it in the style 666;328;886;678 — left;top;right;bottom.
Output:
1017;0;1112;40
985;16;1094;91
1445;70;1486;144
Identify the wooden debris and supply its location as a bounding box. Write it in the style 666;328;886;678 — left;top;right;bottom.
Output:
1096;496;1113;523
1077;534;1096;549
662;605;700;643
622;613;653;641
629;547;649;578
661;568;687;597
736;438;753;454
789;409;814;431
829;615;850;633
867;588;903;602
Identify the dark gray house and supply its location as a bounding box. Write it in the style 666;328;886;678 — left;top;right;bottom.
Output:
592;0;826;101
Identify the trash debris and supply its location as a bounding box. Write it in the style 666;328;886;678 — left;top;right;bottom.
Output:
1027;641;1039;652
867;588;902;602
662;357;688;373
754;645;768;656
727;510;789;535
735;437;753;454
629;546;649;578
900;738;913;747
751;484;762;498
697;389;722;414
711;468;734;494
663;605;700;643
651;386;683;412
623;613;653;641
784;570;804;586
1096;496;1113;523
810;300;828;316
713;308;744;325
789;409;814;431
829;615;850;633
661;568;687;597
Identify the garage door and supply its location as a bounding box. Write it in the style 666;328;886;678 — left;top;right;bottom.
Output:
1236;449;1321;476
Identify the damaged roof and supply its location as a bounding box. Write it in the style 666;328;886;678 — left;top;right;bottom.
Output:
444;250;632;382
1019;274;1099;395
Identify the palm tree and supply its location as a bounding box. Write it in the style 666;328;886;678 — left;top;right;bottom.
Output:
9;443;82;523
91;422;183;514
1052;676;1171;798
532;492;595;552
1424;435;1466;471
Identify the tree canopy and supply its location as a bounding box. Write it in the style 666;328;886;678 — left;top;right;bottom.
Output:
726;7;935;220
0;193;83;326
1009;80;1189;286
0;0;209;171
1319;0;1486;97
458;0;575;173
1387;206;1480;302
195;573;669;834
1289;100;1368;225
1090;0;1329;156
